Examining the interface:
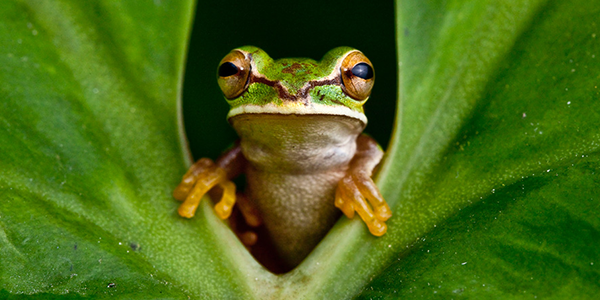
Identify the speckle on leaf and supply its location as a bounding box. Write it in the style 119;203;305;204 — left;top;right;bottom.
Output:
130;242;141;251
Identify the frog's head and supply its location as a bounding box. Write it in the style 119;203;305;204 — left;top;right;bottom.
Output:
217;46;375;125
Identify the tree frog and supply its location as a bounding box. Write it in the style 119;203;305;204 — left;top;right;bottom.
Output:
173;46;391;267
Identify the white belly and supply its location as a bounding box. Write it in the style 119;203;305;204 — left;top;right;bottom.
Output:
230;114;364;266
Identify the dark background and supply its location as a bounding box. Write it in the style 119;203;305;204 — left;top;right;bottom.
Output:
183;0;396;160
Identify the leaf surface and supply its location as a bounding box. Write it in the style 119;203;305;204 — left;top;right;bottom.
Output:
357;0;600;298
2;0;599;299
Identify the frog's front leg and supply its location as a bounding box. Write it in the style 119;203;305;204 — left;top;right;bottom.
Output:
173;143;247;220
335;134;392;236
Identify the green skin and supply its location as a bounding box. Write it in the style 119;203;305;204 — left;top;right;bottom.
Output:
226;46;367;121
220;46;381;267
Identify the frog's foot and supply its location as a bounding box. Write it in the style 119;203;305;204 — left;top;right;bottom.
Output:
235;193;262;227
335;171;392;236
173;158;236;219
228;211;259;247
227;193;262;247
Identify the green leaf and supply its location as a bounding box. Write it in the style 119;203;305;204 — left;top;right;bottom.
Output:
357;0;600;298
358;155;600;299
2;0;599;299
0;1;243;298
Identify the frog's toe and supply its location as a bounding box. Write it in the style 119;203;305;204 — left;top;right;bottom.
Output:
173;158;215;201
235;193;262;227
353;170;392;222
335;174;391;236
226;204;259;247
176;159;237;219
239;231;258;246
214;180;236;219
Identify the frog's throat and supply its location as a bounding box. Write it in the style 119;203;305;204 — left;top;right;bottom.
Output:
227;103;368;125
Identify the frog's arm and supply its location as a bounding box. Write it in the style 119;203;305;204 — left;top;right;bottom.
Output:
335;134;392;236
173;142;246;220
214;141;246;178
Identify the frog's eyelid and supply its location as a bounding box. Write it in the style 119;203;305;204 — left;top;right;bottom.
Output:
244;52;254;89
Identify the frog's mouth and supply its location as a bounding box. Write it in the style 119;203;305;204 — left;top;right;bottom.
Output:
226;102;368;125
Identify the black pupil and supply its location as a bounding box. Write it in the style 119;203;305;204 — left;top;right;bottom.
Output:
218;62;239;77
351;63;373;80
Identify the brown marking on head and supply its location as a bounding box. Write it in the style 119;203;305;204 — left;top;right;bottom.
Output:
248;70;343;102
249;75;298;101
330;98;344;105
281;62;303;74
296;77;341;99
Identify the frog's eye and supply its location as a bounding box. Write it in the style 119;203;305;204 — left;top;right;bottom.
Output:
217;50;251;99
340;51;375;101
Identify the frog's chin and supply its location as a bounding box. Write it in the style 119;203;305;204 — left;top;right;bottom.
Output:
227;102;367;125
228;113;365;174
